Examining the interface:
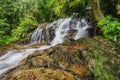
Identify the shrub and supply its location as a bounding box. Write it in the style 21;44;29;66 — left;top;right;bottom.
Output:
0;16;37;45
11;16;37;42
98;15;120;42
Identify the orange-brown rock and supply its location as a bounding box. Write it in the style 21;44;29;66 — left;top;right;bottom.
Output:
9;68;75;80
70;64;90;77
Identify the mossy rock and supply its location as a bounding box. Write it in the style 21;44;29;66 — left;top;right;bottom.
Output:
9;68;75;80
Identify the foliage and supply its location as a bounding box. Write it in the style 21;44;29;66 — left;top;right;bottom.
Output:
53;0;87;17
0;16;37;45
0;19;10;35
100;0;119;17
11;16;37;43
34;0;57;22
0;19;10;45
98;15;120;42
0;0;119;45
88;51;119;80
0;0;37;45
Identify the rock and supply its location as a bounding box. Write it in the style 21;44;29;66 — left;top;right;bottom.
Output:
0;45;92;80
2;36;119;79
9;68;75;80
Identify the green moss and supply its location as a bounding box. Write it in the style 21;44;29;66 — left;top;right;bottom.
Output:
63;39;71;46
23;37;29;43
51;60;59;68
87;51;119;80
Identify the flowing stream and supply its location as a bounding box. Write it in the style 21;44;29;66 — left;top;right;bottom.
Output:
0;17;93;76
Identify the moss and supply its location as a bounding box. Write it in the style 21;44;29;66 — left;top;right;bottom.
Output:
50;60;59;68
23;37;29;43
63;39;71;46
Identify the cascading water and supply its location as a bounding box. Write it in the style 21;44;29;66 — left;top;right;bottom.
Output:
0;49;36;75
30;28;45;44
0;17;93;76
50;18;72;45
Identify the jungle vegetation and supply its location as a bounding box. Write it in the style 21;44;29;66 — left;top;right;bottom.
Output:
0;0;120;44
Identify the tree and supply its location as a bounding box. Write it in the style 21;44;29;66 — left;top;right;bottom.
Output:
89;0;104;21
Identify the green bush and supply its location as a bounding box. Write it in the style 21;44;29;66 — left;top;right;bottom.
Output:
11;16;37;42
98;15;120;42
0;19;11;45
0;16;37;45
0;19;10;36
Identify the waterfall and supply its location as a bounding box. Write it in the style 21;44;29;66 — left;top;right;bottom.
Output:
0;17;93;76
30;17;93;45
50;18;71;45
30;28;45;43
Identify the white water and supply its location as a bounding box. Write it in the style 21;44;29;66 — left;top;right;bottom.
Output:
74;19;91;40
50;18;71;45
0;17;93;76
0;49;36;76
30;28;45;43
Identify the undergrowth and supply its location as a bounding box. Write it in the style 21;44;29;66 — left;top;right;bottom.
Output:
98;15;120;42
88;50;119;80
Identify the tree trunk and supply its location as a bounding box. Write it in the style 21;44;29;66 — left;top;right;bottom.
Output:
89;0;104;21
